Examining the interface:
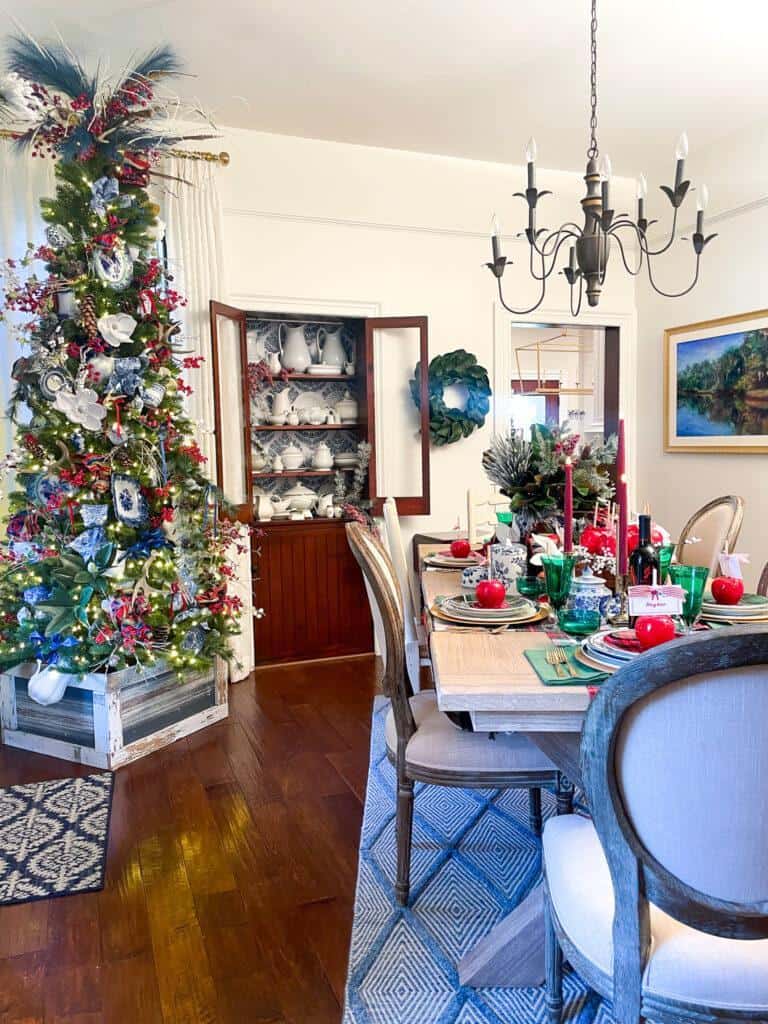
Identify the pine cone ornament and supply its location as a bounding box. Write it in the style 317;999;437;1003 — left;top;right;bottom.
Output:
79;294;98;337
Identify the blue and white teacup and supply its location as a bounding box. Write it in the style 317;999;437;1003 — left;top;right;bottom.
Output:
461;564;489;591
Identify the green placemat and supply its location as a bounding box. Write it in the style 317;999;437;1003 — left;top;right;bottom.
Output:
525;646;610;686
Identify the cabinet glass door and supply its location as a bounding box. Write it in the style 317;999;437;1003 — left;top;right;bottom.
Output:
365;316;430;516
209;300;252;516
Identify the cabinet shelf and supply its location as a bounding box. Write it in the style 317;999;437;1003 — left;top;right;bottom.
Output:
284;372;353;381
253;468;355;479
253;423;362;432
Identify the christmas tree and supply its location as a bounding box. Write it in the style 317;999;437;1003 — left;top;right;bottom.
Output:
0;37;242;681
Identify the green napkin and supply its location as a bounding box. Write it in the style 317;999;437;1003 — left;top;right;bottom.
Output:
525;646;609;686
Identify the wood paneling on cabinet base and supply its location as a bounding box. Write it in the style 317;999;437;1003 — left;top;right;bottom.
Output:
253;519;374;664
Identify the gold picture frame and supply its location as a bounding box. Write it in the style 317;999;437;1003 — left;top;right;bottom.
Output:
664;308;768;454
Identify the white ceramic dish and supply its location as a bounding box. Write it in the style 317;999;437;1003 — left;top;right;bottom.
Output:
306;364;343;376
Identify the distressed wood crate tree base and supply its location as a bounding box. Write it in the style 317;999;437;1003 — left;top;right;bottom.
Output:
0;659;228;769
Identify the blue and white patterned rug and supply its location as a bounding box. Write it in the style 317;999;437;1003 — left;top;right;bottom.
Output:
343;698;611;1024
0;773;114;906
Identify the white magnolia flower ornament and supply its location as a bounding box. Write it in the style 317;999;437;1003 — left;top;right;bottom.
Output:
97;312;137;348
54;387;108;432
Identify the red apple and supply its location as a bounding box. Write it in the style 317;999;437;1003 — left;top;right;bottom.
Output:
450;538;471;559
635;615;677;650
475;579;506;609
711;576;744;606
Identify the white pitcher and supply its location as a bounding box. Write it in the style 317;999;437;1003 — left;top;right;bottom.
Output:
279;323;311;372
319;326;346;367
271;388;291;418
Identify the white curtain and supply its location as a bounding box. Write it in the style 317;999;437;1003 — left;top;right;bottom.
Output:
0;150;55;468
162;157;255;681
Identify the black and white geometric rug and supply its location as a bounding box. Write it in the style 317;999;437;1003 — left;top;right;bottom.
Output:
0;773;114;906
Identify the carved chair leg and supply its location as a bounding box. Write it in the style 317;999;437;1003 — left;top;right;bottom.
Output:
395;776;415;906
528;786;543;836
556;773;574;815
544;894;563;1024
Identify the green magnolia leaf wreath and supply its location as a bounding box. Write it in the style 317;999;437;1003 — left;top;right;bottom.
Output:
410;349;492;446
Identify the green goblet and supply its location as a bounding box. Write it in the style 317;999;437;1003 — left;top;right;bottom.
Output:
669;564;709;632
656;543;675;583
541;554;578;616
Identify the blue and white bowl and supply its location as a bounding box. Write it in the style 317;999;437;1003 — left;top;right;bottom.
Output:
461;564;489;591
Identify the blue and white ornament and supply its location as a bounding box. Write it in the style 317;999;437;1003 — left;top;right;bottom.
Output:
90;176;119;217
111;474;148;527
68;526;107;561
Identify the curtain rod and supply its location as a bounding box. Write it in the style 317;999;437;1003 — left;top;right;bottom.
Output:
0;128;230;165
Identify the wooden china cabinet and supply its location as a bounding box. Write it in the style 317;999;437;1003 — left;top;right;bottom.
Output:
209;302;430;664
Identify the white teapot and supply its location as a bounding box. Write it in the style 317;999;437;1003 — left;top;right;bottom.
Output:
312;442;334;470
282;442;304;471
335;390;358;423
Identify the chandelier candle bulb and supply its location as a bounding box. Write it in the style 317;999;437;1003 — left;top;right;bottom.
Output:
674;131;689;188
637;173;648;222
491;213;502;263
525;136;537;187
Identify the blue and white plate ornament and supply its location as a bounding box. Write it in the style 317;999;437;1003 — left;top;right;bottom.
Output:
68;526;107;561
30;472;71;505
9;540;40;562
92;246;133;291
80;504;109;527
39;367;72;401
111;473;148;526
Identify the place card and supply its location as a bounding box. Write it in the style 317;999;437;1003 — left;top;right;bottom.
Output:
628;583;685;617
718;552;749;580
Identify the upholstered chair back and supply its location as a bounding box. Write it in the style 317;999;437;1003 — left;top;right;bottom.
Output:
675;495;744;576
581;626;768;1020
346;522;415;747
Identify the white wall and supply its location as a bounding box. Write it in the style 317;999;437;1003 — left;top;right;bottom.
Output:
635;124;768;588
215;127;638;546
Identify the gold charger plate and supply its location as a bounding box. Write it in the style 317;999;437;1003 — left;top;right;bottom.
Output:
430;604;548;628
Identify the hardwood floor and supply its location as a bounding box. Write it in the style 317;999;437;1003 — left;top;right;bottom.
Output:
0;655;381;1024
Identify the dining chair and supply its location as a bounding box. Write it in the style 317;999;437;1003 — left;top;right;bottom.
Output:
467;486;510;546
674;495;744;577
382;496;429;693
346;521;570;906
542;625;768;1024
758;561;768;598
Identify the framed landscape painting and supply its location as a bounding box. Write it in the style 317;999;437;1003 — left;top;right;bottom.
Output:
664;309;768;453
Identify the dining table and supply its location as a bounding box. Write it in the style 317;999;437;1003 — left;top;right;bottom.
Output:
419;560;594;989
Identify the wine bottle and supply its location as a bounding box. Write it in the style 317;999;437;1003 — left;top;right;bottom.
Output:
628;514;659;587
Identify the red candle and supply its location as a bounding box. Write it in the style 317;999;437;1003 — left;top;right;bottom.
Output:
618;472;629;576
564;457;573;554
616;418;628;576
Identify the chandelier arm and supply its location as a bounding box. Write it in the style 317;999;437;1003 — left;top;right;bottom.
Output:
528;227;582;280
638;207;680;257
610;229;644;276
645;251;701;298
496;263;547;315
569;273;584;317
530;223;583;259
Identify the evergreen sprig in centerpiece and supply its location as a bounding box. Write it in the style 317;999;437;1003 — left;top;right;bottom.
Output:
0;37;242;682
482;423;617;535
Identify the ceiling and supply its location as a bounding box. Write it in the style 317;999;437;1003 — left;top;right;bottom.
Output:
6;0;768;177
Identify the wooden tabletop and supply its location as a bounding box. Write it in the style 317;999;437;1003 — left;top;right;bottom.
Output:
429;629;590;733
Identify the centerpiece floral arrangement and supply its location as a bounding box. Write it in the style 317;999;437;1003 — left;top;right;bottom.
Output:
482;423;617;537
0;36;245;681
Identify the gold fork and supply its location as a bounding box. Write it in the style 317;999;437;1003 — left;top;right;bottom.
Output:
551;645;577;678
545;648;567;679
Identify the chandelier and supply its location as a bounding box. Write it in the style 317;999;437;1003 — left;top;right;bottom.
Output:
487;0;716;314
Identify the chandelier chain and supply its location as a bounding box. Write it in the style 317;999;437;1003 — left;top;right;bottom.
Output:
588;0;598;160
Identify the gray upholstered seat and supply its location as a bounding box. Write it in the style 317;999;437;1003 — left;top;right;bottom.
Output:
544;814;768;1012
385;691;556;775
